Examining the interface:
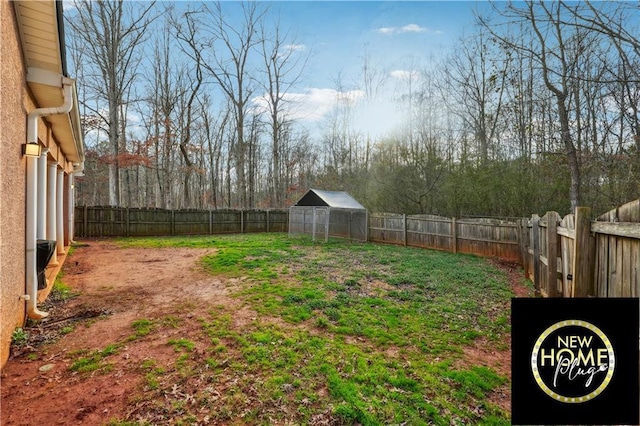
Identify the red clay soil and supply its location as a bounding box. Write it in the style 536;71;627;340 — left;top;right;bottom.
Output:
0;241;524;425
0;240;232;425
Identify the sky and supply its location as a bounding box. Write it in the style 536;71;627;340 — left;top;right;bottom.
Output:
240;1;490;136
67;1;492;141
265;1;485;87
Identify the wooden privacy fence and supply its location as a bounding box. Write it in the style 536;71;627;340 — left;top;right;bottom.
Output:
77;207;523;260
75;206;288;238
522;199;640;298
369;213;521;261
74;200;640;298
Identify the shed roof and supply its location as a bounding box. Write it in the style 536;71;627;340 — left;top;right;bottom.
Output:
294;189;365;210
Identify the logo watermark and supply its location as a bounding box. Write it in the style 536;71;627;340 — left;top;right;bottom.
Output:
530;320;614;403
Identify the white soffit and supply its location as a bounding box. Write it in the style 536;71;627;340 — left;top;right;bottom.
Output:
14;1;83;163
14;1;62;74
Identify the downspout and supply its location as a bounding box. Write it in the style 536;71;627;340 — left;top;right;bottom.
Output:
67;172;74;244
47;161;58;265
56;169;64;255
68;164;83;244
25;77;74;320
37;149;48;240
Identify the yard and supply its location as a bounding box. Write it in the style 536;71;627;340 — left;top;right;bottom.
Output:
1;233;528;425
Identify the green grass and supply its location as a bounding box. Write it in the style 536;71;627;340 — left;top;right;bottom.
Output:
51;276;79;301
106;420;150;426
139;359;165;391
168;338;196;352
60;326;74;334
69;319;159;374
130;319;154;339
69;344;119;373
11;328;28;347
114;233;513;424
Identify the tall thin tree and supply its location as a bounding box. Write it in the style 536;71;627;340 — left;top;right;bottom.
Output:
67;0;156;206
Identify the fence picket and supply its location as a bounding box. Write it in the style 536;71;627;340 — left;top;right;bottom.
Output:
546;212;560;297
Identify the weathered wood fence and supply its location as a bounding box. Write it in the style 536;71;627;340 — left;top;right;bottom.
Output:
76;207;523;260
74;207;288;237
75;200;640;299
522;199;640;298
369;214;521;261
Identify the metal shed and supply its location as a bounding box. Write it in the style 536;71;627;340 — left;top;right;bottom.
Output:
288;189;368;242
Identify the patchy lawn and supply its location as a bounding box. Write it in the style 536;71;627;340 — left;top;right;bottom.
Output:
1;233;527;425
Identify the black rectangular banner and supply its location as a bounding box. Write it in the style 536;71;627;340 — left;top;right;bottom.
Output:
512;298;639;425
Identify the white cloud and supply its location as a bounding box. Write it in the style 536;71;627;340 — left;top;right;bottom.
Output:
399;24;426;33
283;44;306;52
377;27;395;35
376;24;428;35
389;69;420;81
251;88;365;122
251;87;410;138
127;111;141;124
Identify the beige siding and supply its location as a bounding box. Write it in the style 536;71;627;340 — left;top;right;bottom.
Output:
0;0;29;367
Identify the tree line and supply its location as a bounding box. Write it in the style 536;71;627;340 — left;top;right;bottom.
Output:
68;1;640;217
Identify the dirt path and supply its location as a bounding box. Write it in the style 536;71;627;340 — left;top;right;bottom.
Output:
1;240;240;425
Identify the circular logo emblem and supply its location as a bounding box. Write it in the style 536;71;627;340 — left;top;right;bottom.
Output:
531;320;615;403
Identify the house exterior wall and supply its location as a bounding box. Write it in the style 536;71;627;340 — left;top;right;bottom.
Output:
1;0;29;367
0;1;76;368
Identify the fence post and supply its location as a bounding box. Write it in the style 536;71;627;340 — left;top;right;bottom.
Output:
365;210;369;242
517;218;527;272
266;210;270;233
209;210;212;235
572;207;594;297
546;212;559;297
451;217;457;254
403;214;407;247
325;208;329;243
312;208;317;242
171;210;175;236
532;215;541;294
125;207;130;237
240;210;244;234
83;205;88;238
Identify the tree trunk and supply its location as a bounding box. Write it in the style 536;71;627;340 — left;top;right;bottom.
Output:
108;95;119;206
557;96;580;212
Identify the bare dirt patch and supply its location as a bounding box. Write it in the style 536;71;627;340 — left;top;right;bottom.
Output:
490;258;532;298
455;257;530;414
1;239;241;425
456;335;511;413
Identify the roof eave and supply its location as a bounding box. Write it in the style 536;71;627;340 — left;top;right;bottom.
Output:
14;0;84;164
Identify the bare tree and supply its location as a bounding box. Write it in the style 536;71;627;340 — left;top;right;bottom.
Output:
441;29;509;164
479;1;590;211
182;2;267;208
360;45;388;102
67;0;156;206
259;19;307;207
170;9;205;208
143;27;180;209
319;72;366;183
200;96;231;209
570;2;640;152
